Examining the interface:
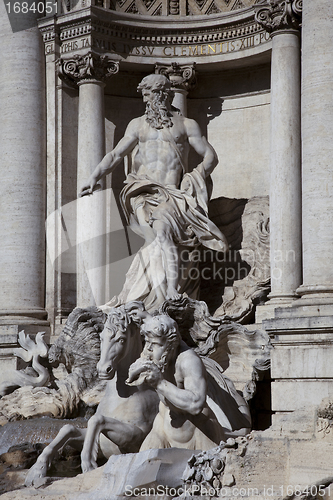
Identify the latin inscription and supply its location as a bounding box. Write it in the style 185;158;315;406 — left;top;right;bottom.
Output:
53;32;270;57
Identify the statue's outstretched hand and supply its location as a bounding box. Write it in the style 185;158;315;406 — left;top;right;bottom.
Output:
78;182;101;198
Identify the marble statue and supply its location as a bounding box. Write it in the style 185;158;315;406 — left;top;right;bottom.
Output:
79;73;228;311
25;302;160;486
127;314;227;451
25;301;253;487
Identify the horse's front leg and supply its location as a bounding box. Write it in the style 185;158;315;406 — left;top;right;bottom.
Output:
25;424;86;487
81;414;145;473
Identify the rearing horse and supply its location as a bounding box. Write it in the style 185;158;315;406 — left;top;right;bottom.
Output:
25;302;159;487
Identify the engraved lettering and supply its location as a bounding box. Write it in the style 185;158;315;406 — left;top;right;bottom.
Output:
147;46;155;56
247;36;254;48
163;46;173;56
45;43;54;55
61;41;78;54
188;46;198;56
208;43;216;54
181;46;187;56
81;38;90;48
200;44;206;55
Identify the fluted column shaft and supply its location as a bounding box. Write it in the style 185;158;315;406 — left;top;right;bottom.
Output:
297;0;333;302
0;4;47;321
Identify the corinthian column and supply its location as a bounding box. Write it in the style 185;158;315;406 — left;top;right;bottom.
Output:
295;0;333;306
155;63;196;117
255;0;302;318
0;5;47;324
58;53;119;307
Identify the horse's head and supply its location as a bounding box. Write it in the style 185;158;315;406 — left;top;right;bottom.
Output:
97;306;134;380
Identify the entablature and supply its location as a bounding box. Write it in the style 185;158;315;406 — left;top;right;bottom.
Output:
38;3;271;67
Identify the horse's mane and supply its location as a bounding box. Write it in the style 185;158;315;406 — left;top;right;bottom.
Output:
48;307;106;375
104;306;130;337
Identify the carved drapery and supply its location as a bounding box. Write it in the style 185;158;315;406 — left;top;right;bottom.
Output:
255;0;302;34
58;52;119;86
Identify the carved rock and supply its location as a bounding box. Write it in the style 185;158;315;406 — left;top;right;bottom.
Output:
202;196;270;323
160;295;270;399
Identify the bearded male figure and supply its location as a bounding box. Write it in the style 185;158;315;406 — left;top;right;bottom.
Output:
126;314;226;450
80;74;228;311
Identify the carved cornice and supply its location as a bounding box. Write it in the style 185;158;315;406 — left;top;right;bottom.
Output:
155;62;197;90
39;7;263;46
57;52;119;86
255;0;302;34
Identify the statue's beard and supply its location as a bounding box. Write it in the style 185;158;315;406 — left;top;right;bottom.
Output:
145;94;173;130
140;343;176;374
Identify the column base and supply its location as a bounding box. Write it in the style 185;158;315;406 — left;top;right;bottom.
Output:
255;294;298;323
0;308;48;321
0;316;50;386
292;284;333;311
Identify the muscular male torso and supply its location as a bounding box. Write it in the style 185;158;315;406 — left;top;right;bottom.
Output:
139;348;225;450
133;113;190;188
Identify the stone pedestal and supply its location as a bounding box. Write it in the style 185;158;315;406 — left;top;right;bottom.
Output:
264;311;333;416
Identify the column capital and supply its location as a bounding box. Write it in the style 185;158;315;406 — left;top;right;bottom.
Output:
57;52;119;87
155;62;197;91
255;0;302;35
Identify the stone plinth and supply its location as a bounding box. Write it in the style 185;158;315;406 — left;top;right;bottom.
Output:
264;312;333;415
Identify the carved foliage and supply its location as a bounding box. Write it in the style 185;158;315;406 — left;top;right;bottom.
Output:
255;0;302;33
58;52;119;87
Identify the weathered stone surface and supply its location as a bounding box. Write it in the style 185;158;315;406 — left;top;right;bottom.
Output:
3;405;333;499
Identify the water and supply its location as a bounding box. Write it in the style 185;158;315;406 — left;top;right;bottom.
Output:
0;417;87;455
